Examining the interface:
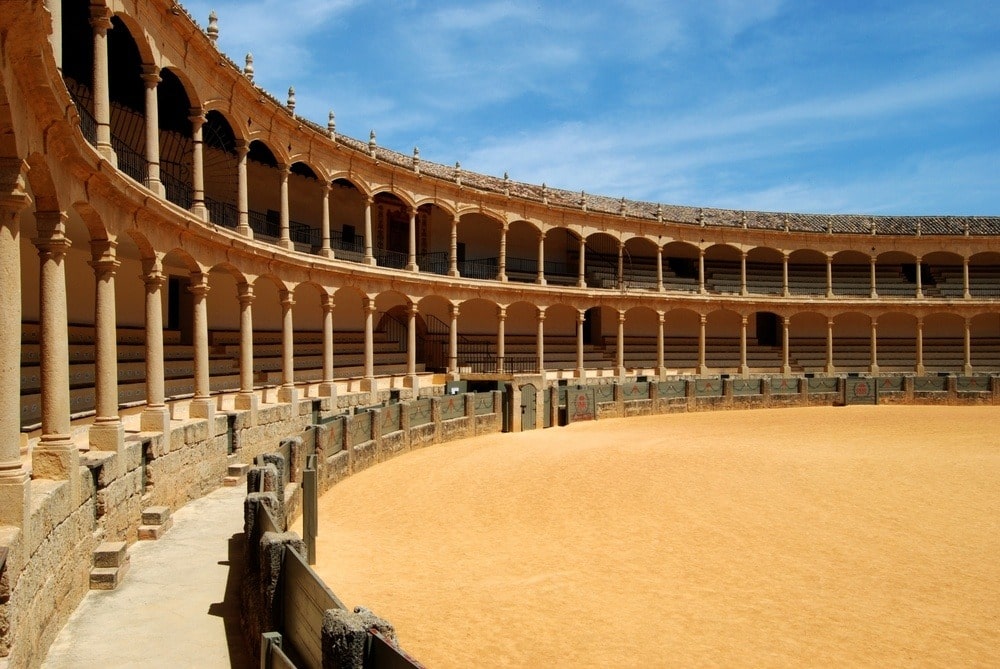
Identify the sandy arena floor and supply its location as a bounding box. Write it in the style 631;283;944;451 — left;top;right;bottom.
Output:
296;405;1000;667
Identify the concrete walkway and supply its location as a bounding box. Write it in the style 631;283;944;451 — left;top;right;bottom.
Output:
43;485;251;669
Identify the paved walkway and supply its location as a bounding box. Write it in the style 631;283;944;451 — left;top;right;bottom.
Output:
43;485;251;669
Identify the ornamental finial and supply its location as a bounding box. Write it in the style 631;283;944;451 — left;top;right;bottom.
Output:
207;11;219;42
244;53;254;82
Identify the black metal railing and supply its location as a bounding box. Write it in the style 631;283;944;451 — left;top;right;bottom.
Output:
418;251;450;275
161;170;193;209
248;210;278;239
205;198;238;229
110;136;148;184
373;247;408;269
459;257;499;280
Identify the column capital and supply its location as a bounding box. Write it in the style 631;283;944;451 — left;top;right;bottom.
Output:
0;158;30;216
321;293;336;311
234;139;250;157
741;315;748;325
238;282;255;305
409;302;420;315
618;311;626;323
34;209;68;238
140;64;161;87
89;4;113;33
188;108;206;129
450;303;461;318
577;310;586;323
89;239;120;275
33;232;72;258
537;307;546;321
188;274;210;295
497;306;507;320
322;180;332;194
280;291;295;308
363;296;377;313
657;311;665;323
699;313;707;324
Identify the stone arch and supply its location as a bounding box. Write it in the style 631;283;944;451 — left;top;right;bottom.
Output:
506;219;542;283
705;308;741;371
456;212;502;280
788;311;829;373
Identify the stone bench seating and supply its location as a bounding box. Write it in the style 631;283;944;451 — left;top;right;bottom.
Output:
19;357;235;394
20;323;182;346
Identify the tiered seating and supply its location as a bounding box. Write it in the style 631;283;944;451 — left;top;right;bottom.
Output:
929;266;1000;298
599;336;785;372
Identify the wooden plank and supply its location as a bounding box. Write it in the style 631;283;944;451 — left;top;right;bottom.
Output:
282;549;348;668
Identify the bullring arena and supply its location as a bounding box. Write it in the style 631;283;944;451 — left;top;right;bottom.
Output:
0;2;998;668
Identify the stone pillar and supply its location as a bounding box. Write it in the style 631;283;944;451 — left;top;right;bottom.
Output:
536;308;545;374
915;316;925;376
406;302;419;389
616;311;626;377
140;258;170;433
319;294;337;397
406;208;418;271
740;251;748;296
188;274;214;421
278;290;298;404
656;311;666;377
782;315;791;374
963;257;971;299
318;182;332;257
617;241;624;290
141;65;163;195
575;310;586;378
46;0;62;69
536;231;546;285
577;235;586;288
698;313;707;374
869;255;878;299
656;246;664;292
278;164;292;249
190;109;208;220
964;318;973;375
698;249;706;294
235;283;258;416
496;306;506;373
869;317;879;375
90;5;115;164
0;162;30;527
782;253;790;297
826;255;834;297
32;211;79;479
235;140;252;237
825;317;836;375
448;303;460;380
740;315;749;376
448;215;459;277
361;297;376;391
498;224;508;282
363;197;375;265
89;240;124;451
915;256;923;298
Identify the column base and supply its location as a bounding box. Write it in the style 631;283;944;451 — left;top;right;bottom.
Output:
189;397;216;423
406;263;419;272
657;367;668;378
359;377;376;393
739;365;750;377
318;382;337;398
236;224;254;239
916;364;925;376
448;269;460;278
0;470;30;529
318;248;335;259
97;141;117;167
825;364;837;375
145;178;165;197
782;365;792;375
364;256;376;266
577;281;586;288
964;364;973;376
88;420;124;452
32;435;80;481
698;365;709;375
536;278;547;286
869;364;880;375
404;375;420;390
616;366;627;378
575;368;586;379
447;371;461;382
190;203;209;222
140;405;171;434
499;274;508;282
277;385;299;411
278;239;295;251
235;392;259;425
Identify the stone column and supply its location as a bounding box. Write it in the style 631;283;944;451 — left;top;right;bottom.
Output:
496;306;506;373
698;249;706;294
235;140;252;237
235;283;258;416
0;163;30;527
656;311;666;377
46;0;62;69
963;318;973;375
361;296;376;391
406;208;418;271
740;251;748;296
617;242;624;290
363;197;375;265
869;255;878;299
406;302;419;389
915;256;923;298
575;310;586;378
32;212;79;479
536;231;546;285
656;246;664;292
448;303;460;381
577;236;586;288
188;274;214;421
826;255;834;297
740;315;749;376
498;225;508;282
782;315;791;374
89;240;123;451
698;313;707;374
278;164;292;249
278;290;298;404
140;258;170;433
319;293;337;397
448;215;459;277
141;65;163;195
319;182;333;257
90;5;115;164
536;308;545;374
616;311;626;377
869;317;879;375
190;109;208;220
782;253;790;297
915;316;924;376
825;317;836;374
963;257;971;299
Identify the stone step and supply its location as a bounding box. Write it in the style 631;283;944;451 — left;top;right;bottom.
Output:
90;541;130;590
89;565;128;590
138;505;173;540
227;463;250;478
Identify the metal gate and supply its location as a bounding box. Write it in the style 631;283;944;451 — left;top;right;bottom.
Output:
520;384;537;430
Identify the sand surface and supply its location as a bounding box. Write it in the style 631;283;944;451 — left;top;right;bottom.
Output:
296;406;1000;667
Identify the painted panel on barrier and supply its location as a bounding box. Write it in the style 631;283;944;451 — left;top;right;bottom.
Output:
409;398;433;427
845;377;877;405
695;378;722;397
440;394;465;420
770;377;799;394
914;376;947;392
732;378;761;396
877;376;904;393
957;376;990;392
622;381;649;400
566;387;596;422
658;380;685;398
381;404;402;433
474;392;494;415
807;377;839;394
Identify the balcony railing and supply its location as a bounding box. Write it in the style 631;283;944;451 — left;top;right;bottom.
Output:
205;198;238;229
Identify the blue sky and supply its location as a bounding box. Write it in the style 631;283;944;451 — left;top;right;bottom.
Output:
180;0;999;215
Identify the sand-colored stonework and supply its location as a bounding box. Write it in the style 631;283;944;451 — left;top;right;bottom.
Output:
302;406;1000;667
